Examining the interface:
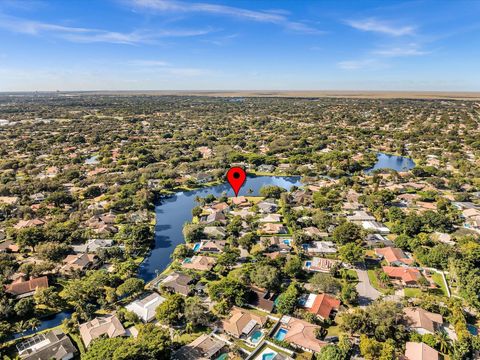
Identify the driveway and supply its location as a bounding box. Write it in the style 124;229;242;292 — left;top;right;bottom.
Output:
355;265;381;306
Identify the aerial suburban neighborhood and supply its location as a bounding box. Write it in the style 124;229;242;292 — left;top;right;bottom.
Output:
0;93;479;360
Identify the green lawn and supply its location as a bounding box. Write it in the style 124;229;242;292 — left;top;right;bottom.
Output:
404;288;422;298
367;270;393;295
326;325;341;337
431;273;449;297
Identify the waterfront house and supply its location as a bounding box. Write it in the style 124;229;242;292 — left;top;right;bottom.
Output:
181;255;216;272
71;239;115;254
199;240;226;253
203;227;226;239
160;272;194;296
61;253;98;274
257;200;278;213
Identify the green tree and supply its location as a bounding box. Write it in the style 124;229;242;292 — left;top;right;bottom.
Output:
116;278;145;298
276;283;299;314
155;294;185;325
250;264;280;290
338;243;365;264
333;222;363;244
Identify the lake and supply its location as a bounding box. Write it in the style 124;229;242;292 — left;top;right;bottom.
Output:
138;175;302;281
366;153;415;173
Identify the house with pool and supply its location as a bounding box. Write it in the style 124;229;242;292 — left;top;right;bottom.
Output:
272;315;327;353
221;307;267;346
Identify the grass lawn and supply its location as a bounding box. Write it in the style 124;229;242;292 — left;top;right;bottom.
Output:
367;270;394;295
70;332;86;355
431;273;449;297
404;288;423;298
326;325;341;337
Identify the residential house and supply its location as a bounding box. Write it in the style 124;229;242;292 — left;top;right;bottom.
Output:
305;258;339;273
181;256;216;271
5;276;49;299
199;240;226;253
301;293;340;321
0;240;20;253
375;247;413;266
303;227;328;238
14;218;45;229
230;209;255;218
404;307;444;335
79;314;127;348
16;329;77;360
275;316;327;353
257;200;278;214
172;334;226;360
361;221;390;234
247;286;276;313
259;214;282;223
0;196;19;205
257;164;275;173
86;213;117;234
160;272;194;296
262;236;292;253
61;253;98;274
221;307;267;339
346;210;376;223
303;241;337;254
210;202;230;213
403;342;439;360
382;266;421;286
260;223;287;235
71;239;115;254
203;227;226;239
290;190;311;206
232;196;250;207
364;234;394;248
125;292;166;323
195;173;214;184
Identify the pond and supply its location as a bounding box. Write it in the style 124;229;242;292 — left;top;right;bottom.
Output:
138;175;302;282
12;310;73;339
366;153;415;173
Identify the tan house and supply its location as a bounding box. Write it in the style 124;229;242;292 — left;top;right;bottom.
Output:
276;316;327;353
181;256;216;271
61;253;98;273
5;276;48;298
404;307;443;335
260;223;287;235
172;334;226;360
375;247;413;266
221;307;266;338
79;314;127;347
14;219;45;229
404;341;439;360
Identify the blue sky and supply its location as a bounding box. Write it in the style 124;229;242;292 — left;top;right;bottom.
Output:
0;0;479;91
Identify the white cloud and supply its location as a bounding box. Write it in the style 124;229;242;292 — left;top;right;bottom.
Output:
346;18;415;36
373;44;429;57
0;13;212;44
337;59;377;70
128;0;323;34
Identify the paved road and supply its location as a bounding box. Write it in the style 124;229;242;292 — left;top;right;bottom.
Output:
355;266;381;306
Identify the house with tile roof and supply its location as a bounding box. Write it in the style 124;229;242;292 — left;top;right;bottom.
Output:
276;316;327;353
301;293;340;320
172;334;227;360
382;266;421;286
181;256;216;272
403;341;439;360
221;307;267;339
375;247;413;266
5;276;49;299
79;314;127;348
404;307;444;335
16;329;77;360
247;286;276;313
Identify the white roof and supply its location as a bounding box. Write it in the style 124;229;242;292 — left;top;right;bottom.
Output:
125;292;166;322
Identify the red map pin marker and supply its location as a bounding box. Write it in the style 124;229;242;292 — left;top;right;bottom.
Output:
226;167;247;196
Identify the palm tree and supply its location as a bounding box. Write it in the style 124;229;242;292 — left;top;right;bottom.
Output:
27;318;40;331
435;330;451;354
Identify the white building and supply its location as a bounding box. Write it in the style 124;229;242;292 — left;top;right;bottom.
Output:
125;292;166;322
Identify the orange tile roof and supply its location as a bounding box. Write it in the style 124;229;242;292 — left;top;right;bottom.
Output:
307;293;340;319
382;266;421;283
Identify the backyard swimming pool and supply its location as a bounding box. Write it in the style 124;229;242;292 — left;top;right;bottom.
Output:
193;242;201;251
274;328;288;341
250;330;263;343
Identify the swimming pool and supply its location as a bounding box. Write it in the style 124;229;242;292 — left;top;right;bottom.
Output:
274;328;287;341
305;261;311;268
262;353;276;360
193;242;202;251
216;353;228;360
250;330;263;343
183;257;192;264
283;239;291;245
